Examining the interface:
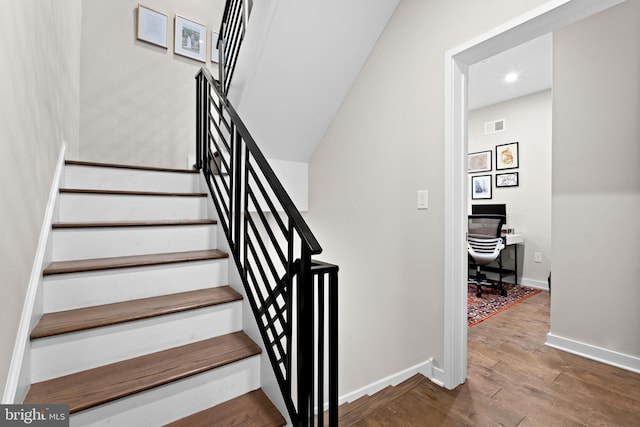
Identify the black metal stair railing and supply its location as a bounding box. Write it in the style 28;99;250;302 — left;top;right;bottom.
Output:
216;0;250;94
195;67;339;427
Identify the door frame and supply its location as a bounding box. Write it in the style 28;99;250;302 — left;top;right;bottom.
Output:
442;0;625;390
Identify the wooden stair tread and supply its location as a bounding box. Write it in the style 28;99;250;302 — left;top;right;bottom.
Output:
60;188;207;197
165;389;286;427
52;219;217;229
24;332;262;413
43;249;228;276
65;160;198;174
31;286;242;339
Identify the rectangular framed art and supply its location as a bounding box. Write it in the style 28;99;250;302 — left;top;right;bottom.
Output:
174;15;206;62
496;141;519;170
211;31;220;63
137;4;168;48
468;150;492;173
471;175;492;200
496;172;519;188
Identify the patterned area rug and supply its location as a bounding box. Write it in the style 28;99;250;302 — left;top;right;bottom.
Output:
468;282;541;326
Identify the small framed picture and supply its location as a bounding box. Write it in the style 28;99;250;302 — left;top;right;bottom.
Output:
468;150;492;173
496;142;519;170
174;15;206;62
471;175;492;200
211;31;220;63
137;4;168;48
496;172;519;187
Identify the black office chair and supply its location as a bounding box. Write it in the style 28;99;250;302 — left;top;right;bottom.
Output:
468;214;506;297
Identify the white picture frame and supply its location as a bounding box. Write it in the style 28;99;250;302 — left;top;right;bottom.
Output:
174;15;206;62
137;4;168;48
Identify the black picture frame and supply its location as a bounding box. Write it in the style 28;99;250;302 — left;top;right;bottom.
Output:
471;174;492;200
496;141;519;170
468;150;492;173
496;172;519;187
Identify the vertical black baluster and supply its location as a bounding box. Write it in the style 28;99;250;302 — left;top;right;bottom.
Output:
328;268;339;426
297;248;314;426
317;272;325;427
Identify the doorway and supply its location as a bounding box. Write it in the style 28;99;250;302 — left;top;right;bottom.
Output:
442;0;626;390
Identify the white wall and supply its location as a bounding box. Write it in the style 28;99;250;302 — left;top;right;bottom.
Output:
307;0;548;398
468;90;552;286
79;0;225;169
0;0;82;395
551;1;640;366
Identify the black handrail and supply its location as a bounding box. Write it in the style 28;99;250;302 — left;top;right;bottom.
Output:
196;67;339;427
217;0;250;94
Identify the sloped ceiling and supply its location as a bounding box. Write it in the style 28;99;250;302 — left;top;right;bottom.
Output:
228;0;400;162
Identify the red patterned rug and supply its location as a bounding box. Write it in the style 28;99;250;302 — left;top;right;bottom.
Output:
468;282;541;326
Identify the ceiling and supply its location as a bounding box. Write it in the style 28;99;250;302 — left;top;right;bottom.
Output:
468;33;552;111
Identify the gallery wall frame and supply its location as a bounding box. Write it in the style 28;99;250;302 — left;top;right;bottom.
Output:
496;172;519;188
174;15;206;62
211;31;220;63
471;174;492;200
137;4;168;48
468;150;492;173
496;141;519;170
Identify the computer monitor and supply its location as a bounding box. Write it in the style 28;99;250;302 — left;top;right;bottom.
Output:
471;203;506;220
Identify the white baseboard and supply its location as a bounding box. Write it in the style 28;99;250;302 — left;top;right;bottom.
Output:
546;333;640;375
2;143;66;404
338;358;438;405
520;277;549;291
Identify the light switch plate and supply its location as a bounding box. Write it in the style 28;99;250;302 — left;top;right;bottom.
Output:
417;190;429;210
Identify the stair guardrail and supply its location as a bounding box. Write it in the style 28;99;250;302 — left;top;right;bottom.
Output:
217;0;250;94
196;67;339;427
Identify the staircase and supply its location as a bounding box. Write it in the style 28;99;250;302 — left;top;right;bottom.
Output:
23;160;286;426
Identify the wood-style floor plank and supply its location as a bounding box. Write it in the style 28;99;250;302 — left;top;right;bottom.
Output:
24;332;261;413
31;286;242;339
164;389;286;427
43;249;228;275
338;292;640;426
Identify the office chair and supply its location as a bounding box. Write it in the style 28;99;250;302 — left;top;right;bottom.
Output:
468;214;506;297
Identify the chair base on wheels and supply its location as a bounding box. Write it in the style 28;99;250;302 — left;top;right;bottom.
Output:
468;275;507;297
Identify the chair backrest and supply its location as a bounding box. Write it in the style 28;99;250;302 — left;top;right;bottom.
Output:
468;214;505;239
467;214;505;265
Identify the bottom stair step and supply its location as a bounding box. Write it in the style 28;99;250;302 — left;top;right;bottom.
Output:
24;332;261;414
165;388;286;427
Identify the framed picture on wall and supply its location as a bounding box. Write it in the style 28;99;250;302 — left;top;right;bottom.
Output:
468;150;492;173
211;31;220;63
174;15;206;62
137;4;168;48
496;141;519;170
496;172;519;187
471;175;492;200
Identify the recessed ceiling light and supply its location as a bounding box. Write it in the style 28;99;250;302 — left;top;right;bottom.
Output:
505;73;519;83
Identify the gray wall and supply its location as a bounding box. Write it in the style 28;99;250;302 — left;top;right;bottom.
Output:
469;90;552;287
307;0;548;396
0;0;82;394
79;0;224;169
552;1;640;359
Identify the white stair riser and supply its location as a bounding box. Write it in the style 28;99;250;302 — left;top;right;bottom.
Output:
31;302;242;382
51;225;217;261
43;260;228;312
64;166;200;193
70;356;260;427
58;193;207;222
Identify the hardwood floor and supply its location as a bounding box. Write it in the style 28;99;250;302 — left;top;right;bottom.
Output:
339;291;640;426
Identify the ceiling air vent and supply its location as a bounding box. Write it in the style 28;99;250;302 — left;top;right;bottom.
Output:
484;119;505;135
